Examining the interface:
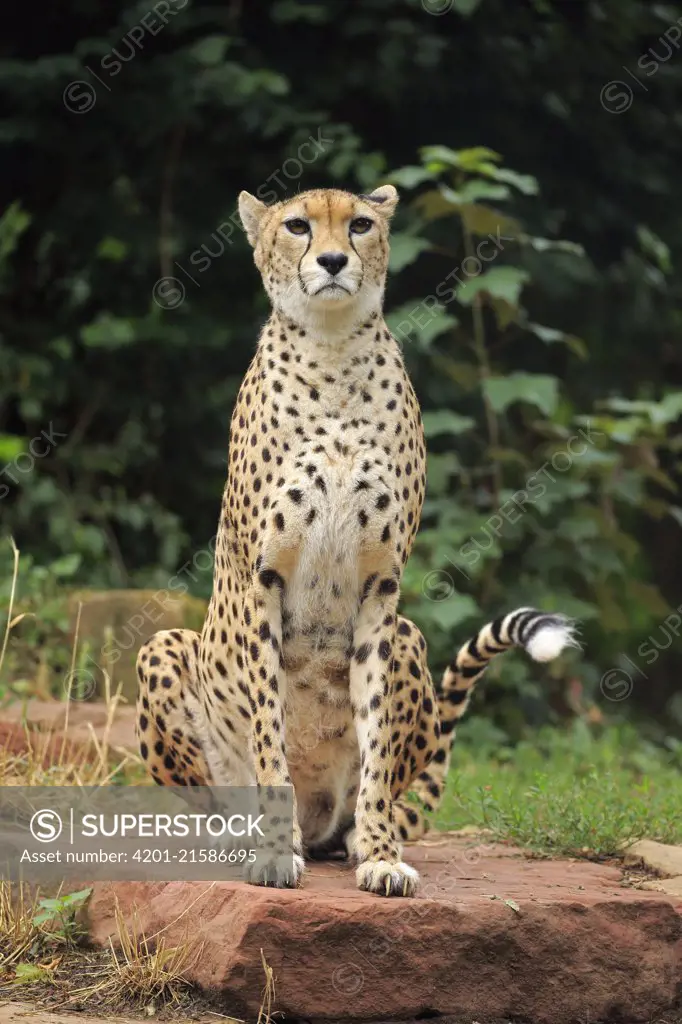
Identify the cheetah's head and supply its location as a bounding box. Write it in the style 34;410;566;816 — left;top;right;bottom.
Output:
238;186;398;335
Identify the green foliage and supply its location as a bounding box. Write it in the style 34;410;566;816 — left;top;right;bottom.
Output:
33;888;92;946
483;374;558;417
11;962;52;985
437;723;682;855
389;144;681;738
0;547;79;702
0;0;681;736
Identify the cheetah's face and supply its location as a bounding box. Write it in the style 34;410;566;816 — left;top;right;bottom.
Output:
238;186;398;331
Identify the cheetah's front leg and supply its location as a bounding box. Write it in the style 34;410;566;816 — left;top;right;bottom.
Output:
241;565;304;888
349;568;418;897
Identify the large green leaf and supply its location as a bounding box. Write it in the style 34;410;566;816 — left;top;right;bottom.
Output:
417;591;480;631
483;373;559;416
387;166;434;188
421;410;476;437
458;180;511;203
386;302;458;348
457;266;530;306
490;167;539;195
388;234;432;272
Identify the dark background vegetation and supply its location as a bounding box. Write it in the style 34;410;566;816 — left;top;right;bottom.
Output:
1;0;682;746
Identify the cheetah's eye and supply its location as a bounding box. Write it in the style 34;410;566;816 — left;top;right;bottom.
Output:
350;217;373;234
285;218;310;236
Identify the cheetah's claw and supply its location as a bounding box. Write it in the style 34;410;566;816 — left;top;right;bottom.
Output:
246;851;305;889
356;859;419;897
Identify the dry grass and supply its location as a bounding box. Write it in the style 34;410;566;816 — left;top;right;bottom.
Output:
0;891;206;1014
256;950;276;1024
0;536;21;683
0;688;132;788
109;902;201;1006
66;900;203;1009
0;882;43;971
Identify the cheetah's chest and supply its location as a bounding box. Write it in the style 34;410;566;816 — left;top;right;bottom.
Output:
281;449;390;665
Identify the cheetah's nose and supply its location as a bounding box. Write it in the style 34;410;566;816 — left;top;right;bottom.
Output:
316;252;349;276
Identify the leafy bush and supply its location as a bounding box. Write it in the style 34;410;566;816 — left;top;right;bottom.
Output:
387;146;681;737
1;0;681;738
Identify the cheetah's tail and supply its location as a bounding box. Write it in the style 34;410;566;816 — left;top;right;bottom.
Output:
404;609;578;821
436;607;579;739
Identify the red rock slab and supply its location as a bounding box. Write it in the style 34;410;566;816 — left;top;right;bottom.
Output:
88;837;682;1024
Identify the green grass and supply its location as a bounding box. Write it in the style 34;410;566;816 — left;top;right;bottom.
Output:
434;721;682;857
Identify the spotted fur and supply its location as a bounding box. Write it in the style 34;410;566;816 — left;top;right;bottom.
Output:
136;186;576;897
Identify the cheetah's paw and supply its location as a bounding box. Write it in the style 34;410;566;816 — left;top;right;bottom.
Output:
246;851;305;889
356;859;419;897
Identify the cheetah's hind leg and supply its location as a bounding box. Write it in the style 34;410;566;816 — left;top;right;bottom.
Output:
136;628;210;790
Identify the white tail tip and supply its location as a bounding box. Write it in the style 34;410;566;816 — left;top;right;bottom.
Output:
525;621;580;663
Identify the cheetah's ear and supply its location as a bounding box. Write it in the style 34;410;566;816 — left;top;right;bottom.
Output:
359;184;399;219
238;191;268;247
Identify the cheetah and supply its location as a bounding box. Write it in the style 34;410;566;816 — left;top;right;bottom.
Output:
136;185;577;896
